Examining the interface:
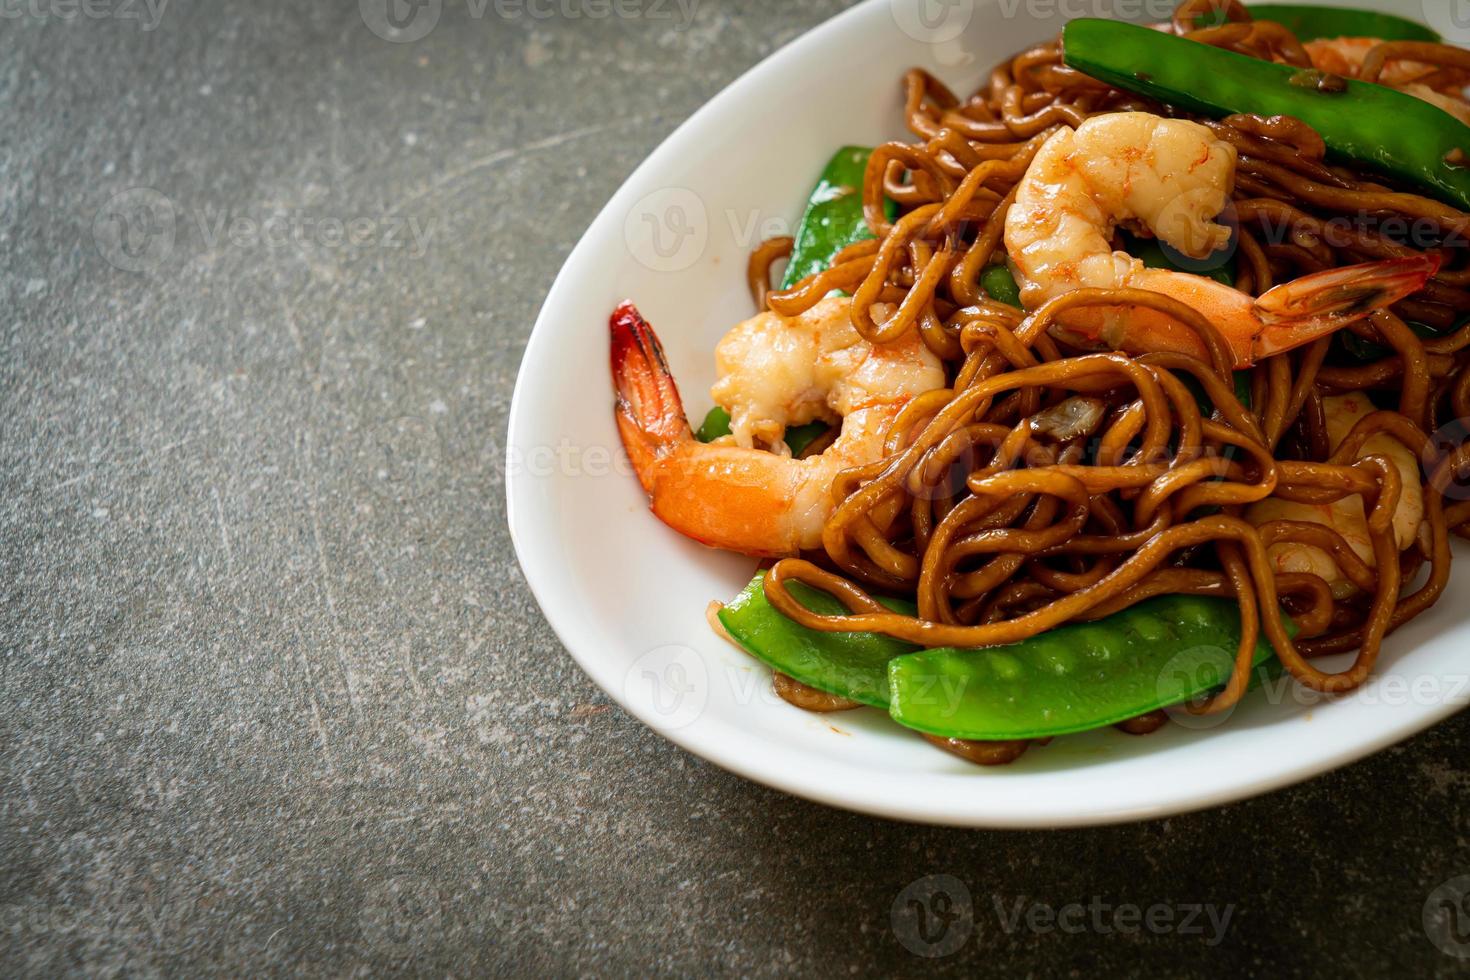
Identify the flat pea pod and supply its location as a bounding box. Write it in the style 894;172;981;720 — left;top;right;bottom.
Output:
1062;18;1470;212
784;422;828;455
717;573;918;708
696;405;732;443
888;595;1296;740
1196;4;1441;42
781;146;897;290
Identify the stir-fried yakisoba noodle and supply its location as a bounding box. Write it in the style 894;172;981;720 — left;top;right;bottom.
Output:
611;0;1470;765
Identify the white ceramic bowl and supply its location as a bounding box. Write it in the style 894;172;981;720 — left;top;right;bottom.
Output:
507;0;1470;827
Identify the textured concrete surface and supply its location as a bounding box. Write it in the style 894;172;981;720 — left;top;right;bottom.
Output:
4;0;1470;976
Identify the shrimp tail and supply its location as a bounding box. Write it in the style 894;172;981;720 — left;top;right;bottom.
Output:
1250;254;1442;359
610;300;693;495
609;300;796;556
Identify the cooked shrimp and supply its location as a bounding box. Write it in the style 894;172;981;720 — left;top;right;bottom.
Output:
1396;85;1470;127
1004;112;1440;368
1304;36;1441;86
611;297;943;556
1245;392;1423;596
1305;37;1470;125
709;296;942;452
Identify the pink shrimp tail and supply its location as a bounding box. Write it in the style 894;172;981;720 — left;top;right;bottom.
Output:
610;300;797;556
611;300;693;496
1250;253;1442;357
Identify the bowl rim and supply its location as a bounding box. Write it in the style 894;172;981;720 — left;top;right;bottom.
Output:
506;0;1469;827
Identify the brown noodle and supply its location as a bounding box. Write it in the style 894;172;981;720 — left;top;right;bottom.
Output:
740;3;1470;743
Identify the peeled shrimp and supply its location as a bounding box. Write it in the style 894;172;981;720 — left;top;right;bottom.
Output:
611;296;943;556
1245;392;1424;596
1304;36;1443;86
1004;111;1439;368
1305;37;1470;125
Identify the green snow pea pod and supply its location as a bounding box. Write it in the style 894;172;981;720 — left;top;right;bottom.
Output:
1062;19;1470;211
781;146;898;290
1196;4;1441;43
719;575;1292;739
695;405;732;443
717;572;918;708
888;594;1295;741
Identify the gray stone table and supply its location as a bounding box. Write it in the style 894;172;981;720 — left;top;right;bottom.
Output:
3;0;1470;975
